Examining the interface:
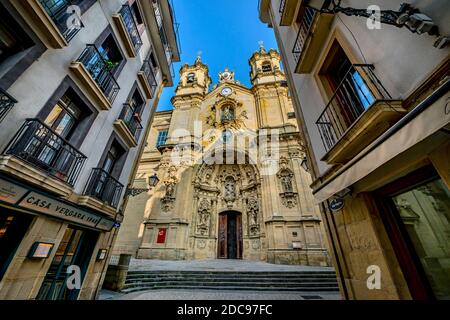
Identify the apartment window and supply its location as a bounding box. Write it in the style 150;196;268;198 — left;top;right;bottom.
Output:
156;130;168;147
287;112;296;119
376;166;450;300
149;51;159;70
129;87;145;115
131;1;144;25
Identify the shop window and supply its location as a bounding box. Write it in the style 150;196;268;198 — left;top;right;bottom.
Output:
0;209;34;281
36;226;98;300
377;166;450;300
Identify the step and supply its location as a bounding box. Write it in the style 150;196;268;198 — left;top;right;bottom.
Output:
123;281;338;288
120;285;340;294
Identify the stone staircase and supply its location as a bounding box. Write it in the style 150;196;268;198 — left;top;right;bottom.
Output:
121;270;340;294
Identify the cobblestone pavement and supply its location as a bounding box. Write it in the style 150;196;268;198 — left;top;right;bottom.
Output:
101;289;341;300
128;258;335;272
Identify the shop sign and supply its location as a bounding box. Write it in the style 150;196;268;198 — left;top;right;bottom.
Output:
0;179;28;204
1;178;116;231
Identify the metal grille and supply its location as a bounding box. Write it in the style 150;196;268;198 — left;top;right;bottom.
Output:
0;88;17;122
5;118;87;186
76;45;120;103
316;64;392;151
292;7;317;63
83;168;124;208
39;0;84;42
118;103;143;141
119;4;143;53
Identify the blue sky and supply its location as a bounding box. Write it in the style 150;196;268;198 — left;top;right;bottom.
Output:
156;0;279;111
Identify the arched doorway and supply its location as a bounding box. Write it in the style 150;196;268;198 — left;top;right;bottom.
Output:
218;211;242;259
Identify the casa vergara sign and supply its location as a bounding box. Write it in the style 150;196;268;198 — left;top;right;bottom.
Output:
19;192;114;231
0;178;115;231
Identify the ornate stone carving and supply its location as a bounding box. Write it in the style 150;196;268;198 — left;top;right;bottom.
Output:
160;165;178;212
280;192;298;209
247;197;259;235
196;198;211;235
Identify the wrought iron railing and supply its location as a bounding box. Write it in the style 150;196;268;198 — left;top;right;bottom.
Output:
119;4;143;53
152;0;175;77
141;60;158;96
118;103;143;141
315;64;392;151
83;168;124;208
292;7;317;62
279;0;287;14
76;45;120;103
0;88;18;122
5;118;87;186
39;0;84;42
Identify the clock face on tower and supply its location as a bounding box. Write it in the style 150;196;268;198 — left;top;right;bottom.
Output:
221;87;232;96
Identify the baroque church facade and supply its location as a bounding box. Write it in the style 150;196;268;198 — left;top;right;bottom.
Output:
114;47;330;266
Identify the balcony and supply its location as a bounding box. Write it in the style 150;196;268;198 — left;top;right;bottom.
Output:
0;119;86;197
0;88;18;122
316;64;405;164
69;45;120;111
279;0;300;26
11;0;83;49
112;4;143;58
138;60;158;99
78;168;124;215
293;7;334;74
113;104;143;148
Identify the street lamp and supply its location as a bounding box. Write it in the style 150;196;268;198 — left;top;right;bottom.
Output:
300;156;309;172
306;1;448;48
125;173;159;197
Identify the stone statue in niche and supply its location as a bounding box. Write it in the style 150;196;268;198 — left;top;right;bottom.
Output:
245;166;255;184
280;172;293;193
224;176;236;199
197;199;211;235
247;197;259;235
221;105;234;123
203;166;214;184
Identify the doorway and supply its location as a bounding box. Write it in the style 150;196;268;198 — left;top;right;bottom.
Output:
36;226;98;300
218;211;242;259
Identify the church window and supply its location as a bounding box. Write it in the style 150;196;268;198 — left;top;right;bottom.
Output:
262;62;272;72
187;72;195;83
156;130;168;147
287;112;296;119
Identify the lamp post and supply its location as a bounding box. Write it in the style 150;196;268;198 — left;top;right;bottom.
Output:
306;0;448;48
300;156;309;172
125;173;159;197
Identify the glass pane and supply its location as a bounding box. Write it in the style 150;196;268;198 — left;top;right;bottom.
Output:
392;179;450;299
44;104;64;128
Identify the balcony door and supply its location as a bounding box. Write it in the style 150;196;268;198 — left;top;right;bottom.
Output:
320;41;375;130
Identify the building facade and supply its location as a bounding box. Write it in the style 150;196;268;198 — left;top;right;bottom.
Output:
259;0;450;299
0;0;180;300
113;48;331;266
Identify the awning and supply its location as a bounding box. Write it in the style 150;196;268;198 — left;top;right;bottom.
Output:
313;79;450;203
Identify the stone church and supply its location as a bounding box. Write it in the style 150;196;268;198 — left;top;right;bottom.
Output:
113;47;330;266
